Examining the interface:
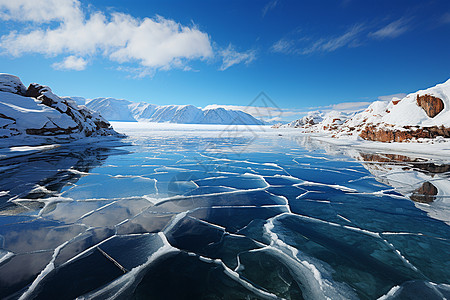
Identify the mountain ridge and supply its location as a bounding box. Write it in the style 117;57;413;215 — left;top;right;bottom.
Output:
66;97;265;125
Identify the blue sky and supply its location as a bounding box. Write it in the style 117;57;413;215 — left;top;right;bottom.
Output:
1;0;449;121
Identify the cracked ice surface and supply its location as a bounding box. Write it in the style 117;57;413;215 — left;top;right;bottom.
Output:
0;123;449;299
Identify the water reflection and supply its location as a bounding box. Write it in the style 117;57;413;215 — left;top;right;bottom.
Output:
352;150;450;225
0;145;127;211
290;135;450;225
0;143;127;297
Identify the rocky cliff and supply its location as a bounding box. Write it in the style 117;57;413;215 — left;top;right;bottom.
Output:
0;74;121;142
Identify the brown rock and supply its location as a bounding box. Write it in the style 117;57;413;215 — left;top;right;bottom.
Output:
410;181;438;203
359;125;450;142
416;94;444;118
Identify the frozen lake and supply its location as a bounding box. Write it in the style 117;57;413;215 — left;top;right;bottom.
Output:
0;122;449;299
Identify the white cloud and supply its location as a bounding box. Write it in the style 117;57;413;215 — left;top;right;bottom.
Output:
273;18;412;56
301;24;365;54
262;0;278;17
369;18;410;39
271;38;295;54
272;24;365;56
52;55;87;71
219;44;256;71
0;0;82;23
328;101;372;112
116;66;156;79
377;93;406;101
299;101;372;116
0;0;214;73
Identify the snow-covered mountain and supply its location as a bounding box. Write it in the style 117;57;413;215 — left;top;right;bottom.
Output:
283;111;324;128
0;74;120;144
86;98;136;121
277;78;450;142
69;97;265;125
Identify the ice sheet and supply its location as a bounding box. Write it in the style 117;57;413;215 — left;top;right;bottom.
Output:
0;123;448;299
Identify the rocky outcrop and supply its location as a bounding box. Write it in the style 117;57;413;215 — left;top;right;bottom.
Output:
410;181;438;203
0;74;122;141
416;94;444;118
342;79;450;142
25;82;51;98
359;125;450;142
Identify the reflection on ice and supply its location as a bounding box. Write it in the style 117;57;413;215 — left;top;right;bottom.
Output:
352;150;450;226
0;124;449;299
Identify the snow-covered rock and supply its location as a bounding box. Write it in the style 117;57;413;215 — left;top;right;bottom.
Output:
346;78;450;142
275;110;355;133
319;111;353;131
0;74;27;95
0;74;121;144
282;111;324;128
279;78;450;142
381;79;450;128
62;96;86;106
333;101;390;138
84;97;264;125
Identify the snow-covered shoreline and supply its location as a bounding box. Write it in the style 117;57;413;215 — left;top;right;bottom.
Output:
276;77;450;144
